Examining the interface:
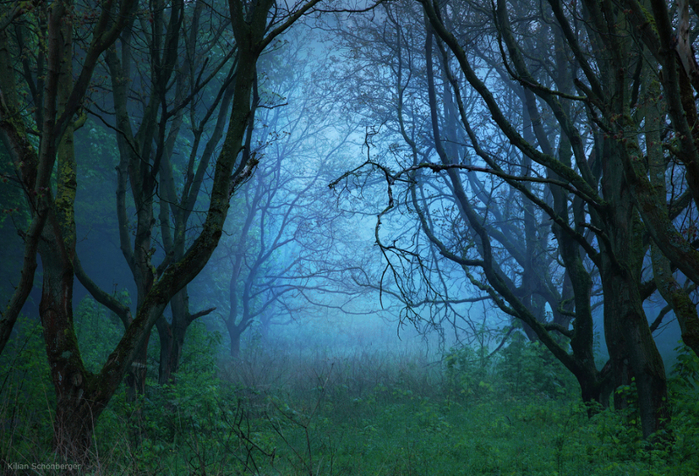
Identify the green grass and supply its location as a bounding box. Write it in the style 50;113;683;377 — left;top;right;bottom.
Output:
1;310;698;475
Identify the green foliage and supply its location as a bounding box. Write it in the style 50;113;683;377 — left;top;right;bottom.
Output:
671;343;699;391
2;322;699;475
143;324;223;444
444;332;577;402
0;316;55;465
495;332;578;399
668;343;699;465
74;296;125;373
443;344;491;400
87;321;233;474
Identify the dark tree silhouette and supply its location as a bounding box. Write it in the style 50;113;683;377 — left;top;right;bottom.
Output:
0;0;323;457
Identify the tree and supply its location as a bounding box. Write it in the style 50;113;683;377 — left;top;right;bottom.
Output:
331;0;609;409
0;0;135;357
210;34;371;356
420;0;699;439
0;0;323;458
86;0;233;388
332;0;699;440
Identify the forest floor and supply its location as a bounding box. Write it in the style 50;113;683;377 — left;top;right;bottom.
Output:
1;316;699;475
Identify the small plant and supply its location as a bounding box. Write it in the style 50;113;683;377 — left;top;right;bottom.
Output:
443;345;491;401
495;332;576;399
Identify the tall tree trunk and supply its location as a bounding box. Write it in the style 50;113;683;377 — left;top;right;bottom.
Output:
38;230;90;457
602;263;669;437
156;316;177;385
599;142;670;439
227;321;244;359
125;336;150;398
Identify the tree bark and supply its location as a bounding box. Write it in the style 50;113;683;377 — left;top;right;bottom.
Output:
598;138;670;439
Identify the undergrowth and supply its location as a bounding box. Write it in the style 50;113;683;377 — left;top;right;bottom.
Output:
1;298;698;475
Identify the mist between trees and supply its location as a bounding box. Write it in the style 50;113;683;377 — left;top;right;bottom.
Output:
0;0;699;473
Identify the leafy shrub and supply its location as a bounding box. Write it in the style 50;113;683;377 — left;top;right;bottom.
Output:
443;332;577;402
74;296;125;373
443;344;491;401
494;332;577;399
668;343;699;466
0;316;54;465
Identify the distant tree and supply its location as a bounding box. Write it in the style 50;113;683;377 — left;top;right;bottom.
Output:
324;4;501;348
212;36;371;357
